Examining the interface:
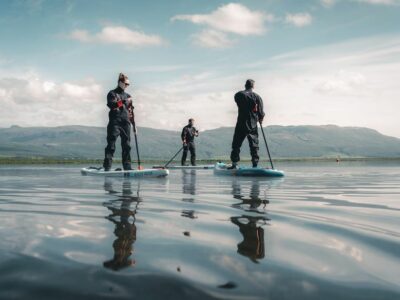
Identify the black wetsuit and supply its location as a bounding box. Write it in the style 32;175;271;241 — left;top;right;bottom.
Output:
181;124;198;166
231;89;265;166
103;87;133;170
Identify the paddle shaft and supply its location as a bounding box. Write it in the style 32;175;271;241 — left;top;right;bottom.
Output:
164;147;184;168
259;122;274;169
132;122;141;169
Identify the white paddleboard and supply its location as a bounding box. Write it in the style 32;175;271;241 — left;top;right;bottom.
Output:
214;162;284;177
81;167;169;178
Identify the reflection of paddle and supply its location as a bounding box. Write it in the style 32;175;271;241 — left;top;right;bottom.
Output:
259;122;274;170
164;147;184;168
132;122;143;170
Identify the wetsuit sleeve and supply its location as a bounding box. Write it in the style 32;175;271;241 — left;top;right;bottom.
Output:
234;92;240;106
107;91;118;109
258;95;265;121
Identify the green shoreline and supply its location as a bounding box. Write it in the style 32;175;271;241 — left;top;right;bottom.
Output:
1;157;400;165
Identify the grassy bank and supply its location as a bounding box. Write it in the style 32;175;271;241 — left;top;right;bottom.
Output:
1;157;400;165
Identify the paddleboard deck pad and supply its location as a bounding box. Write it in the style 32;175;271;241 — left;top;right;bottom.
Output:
214;162;284;177
152;165;214;170
81;167;169;178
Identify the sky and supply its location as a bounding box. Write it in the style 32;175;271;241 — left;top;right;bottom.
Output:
0;0;399;137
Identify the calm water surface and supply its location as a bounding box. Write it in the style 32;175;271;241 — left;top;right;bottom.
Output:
0;162;399;299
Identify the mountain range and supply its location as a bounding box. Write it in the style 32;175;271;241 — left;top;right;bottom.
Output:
1;125;400;160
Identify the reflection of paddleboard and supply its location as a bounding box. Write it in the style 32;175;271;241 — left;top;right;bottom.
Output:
214;162;284;177
81;167;169;178
152;165;214;170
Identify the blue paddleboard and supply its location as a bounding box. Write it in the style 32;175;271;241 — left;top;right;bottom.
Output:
214;162;284;177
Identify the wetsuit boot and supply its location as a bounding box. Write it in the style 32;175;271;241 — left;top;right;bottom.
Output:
228;163;238;170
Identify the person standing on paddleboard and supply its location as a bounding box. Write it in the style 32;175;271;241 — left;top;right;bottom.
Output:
229;79;265;169
103;73;135;171
181;118;199;166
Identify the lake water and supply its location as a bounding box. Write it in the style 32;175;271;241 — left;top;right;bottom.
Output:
0;162;399;300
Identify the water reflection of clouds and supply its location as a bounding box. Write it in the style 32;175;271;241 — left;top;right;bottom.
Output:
65;251;107;265
212;254;322;296
151;258;223;286
210;254;280;290
326;238;363;262
0;215;108;264
57;220;108;239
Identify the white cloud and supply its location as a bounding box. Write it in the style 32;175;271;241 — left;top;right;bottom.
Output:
0;73;106;127
69;29;91;43
1;36;400;138
322;0;400;6
133;64;188;73
240;35;400;137
356;0;400;4
315;70;366;93
192;30;235;48
171;3;272;36
285;13;313;27
132;35;400;136
0;55;12;66
68;26;164;48
320;0;337;7
171;3;273;49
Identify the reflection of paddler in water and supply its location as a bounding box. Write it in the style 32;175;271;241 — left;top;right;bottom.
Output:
231;179;271;262
231;215;267;262
182;170;196;198
103;179;141;271
231;178;269;213
181;170;197;221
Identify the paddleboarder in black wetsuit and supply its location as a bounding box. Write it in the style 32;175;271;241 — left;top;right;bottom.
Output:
229;79;265;169
103;73;135;171
181;118;199;166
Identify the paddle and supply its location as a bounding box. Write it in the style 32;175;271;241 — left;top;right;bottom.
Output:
164;147;184;168
132;121;143;170
259;121;275;170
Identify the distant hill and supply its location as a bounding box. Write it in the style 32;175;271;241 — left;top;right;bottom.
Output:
1;125;400;160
